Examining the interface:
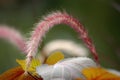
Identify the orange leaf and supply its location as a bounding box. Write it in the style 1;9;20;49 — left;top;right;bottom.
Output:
0;66;24;80
82;67;120;80
0;66;42;80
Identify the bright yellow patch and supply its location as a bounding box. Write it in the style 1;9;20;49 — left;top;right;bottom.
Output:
16;51;64;72
82;67;120;80
16;59;41;73
45;51;64;65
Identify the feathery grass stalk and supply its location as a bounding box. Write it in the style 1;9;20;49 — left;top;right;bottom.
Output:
26;11;99;71
0;25;26;54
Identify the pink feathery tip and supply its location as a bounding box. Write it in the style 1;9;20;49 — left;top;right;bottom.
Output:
27;11;99;65
0;25;27;54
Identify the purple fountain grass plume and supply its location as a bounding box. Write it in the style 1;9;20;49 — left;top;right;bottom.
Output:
0;25;27;54
26;11;99;71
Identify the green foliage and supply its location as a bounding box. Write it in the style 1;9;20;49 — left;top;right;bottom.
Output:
0;0;120;74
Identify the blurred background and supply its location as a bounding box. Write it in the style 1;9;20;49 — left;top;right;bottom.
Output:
0;0;120;74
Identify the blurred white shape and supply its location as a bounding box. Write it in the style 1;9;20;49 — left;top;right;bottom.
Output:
36;64;54;80
108;69;120;76
42;39;89;57
36;57;97;80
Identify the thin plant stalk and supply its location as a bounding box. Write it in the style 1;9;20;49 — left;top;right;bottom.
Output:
26;11;99;72
0;25;27;54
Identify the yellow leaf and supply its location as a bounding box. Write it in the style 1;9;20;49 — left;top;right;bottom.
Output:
16;59;41;73
45;51;64;65
82;67;120;80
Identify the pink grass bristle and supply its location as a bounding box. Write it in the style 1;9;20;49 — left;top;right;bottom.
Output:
0;25;27;54
26;11;99;71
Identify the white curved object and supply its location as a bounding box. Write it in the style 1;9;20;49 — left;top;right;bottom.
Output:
36;57;97;80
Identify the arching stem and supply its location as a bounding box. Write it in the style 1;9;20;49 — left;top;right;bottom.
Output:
26;11;99;71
